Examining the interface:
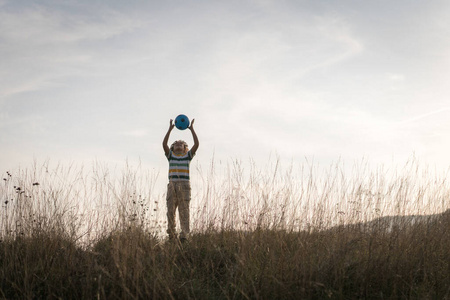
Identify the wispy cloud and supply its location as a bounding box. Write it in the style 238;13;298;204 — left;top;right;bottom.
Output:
0;4;143;99
398;107;450;125
119;129;148;137
0;5;142;43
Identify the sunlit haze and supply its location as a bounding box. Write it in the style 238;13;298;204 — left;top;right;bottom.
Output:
1;0;450;175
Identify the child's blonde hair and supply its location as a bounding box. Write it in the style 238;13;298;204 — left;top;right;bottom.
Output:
170;140;189;153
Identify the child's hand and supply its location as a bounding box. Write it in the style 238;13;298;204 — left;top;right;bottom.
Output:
189;119;195;130
169;119;175;130
189;118;199;154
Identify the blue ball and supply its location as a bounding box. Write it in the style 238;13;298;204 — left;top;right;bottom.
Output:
174;114;190;130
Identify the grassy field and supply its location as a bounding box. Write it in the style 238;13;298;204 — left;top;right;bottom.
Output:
1;159;449;299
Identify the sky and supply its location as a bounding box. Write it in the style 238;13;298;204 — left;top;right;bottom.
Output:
1;0;450;175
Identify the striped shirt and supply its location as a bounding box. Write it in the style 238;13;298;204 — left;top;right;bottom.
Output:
167;150;195;181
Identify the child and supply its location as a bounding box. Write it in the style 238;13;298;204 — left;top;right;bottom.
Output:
162;118;199;242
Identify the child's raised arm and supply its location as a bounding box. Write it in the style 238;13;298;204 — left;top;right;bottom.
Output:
163;119;175;156
189;119;199;156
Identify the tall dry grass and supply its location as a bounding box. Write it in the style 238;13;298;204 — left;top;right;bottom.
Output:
1;157;449;299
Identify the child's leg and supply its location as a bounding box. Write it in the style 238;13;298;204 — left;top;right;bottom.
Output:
178;182;191;239
166;182;177;239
